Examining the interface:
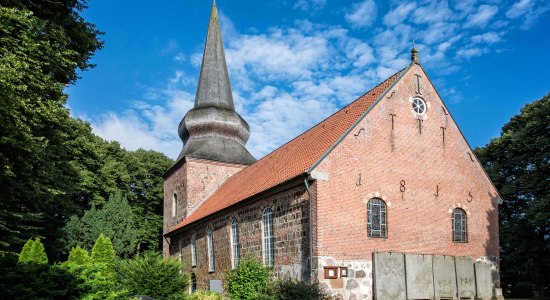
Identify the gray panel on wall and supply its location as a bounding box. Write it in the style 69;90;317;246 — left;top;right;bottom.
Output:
475;262;493;300
433;255;458;300
209;280;223;293
455;256;476;299
374;252;406;300
405;254;434;300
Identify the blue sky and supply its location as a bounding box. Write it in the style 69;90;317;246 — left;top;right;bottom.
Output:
67;0;550;160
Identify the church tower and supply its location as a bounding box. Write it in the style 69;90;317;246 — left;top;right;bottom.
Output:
177;2;255;165
163;2;255;254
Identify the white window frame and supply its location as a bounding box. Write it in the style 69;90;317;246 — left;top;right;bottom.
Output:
191;233;196;267
230;218;240;269
207;228;215;272
262;207;274;267
172;193;177;218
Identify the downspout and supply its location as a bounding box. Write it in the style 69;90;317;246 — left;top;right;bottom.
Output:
303;175;314;281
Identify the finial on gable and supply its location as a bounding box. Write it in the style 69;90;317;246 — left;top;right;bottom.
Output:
411;46;419;64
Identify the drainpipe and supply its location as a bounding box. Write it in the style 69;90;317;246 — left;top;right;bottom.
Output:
303;176;314;281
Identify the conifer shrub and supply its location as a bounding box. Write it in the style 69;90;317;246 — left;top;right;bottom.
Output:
18;237;48;264
91;233;115;264
68;245;90;265
116;252;189;300
224;256;272;300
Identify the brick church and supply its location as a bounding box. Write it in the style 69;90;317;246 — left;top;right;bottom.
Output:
163;3;503;299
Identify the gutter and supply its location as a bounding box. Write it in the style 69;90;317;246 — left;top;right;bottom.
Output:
303;175;314;281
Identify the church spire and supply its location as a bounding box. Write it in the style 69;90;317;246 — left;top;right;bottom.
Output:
194;1;234;110
176;2;256;165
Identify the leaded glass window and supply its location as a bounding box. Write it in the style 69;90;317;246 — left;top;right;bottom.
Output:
231;218;240;269
191;233;196;267
367;198;387;238
453;208;467;242
207;228;215;272
262;208;274;267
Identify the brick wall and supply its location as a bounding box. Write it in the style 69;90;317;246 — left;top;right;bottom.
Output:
169;181;313;290
312;64;500;287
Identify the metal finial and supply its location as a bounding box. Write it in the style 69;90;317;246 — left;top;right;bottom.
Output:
411;44;419;64
213;0;216;6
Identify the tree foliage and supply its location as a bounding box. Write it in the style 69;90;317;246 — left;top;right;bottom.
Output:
475;93;550;297
0;4;172;261
65;193;138;258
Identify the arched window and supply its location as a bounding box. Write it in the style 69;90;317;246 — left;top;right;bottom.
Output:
172;193;177;218
189;273;196;294
191;233;196;267
207;228;215;272
231;218;240;269
367;198;387;238
453;208;467;242
262;208;274;267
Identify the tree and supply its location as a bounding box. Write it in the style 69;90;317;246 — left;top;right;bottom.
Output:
117;252;189;300
18;237;48;264
68;245;90;265
64;193;138;258
475;93;550;297
17;239;34;263
91;234;115;264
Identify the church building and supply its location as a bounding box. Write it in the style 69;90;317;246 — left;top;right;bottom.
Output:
163;3;503;299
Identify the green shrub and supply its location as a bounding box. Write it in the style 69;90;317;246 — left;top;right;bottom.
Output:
117;252;189;300
68;245;91;265
18;237;48;264
266;278;332;300
224;256;272;300
91;233;115;264
190;290;223;300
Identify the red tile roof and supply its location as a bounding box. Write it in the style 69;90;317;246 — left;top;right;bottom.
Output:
167;69;404;234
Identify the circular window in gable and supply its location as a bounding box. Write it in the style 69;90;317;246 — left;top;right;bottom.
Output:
412;98;426;115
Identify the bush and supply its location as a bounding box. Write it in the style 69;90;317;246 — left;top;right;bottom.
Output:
68;245;91;265
117;252;189;300
224;256;272;300
91;234;116;264
190;290;223;300
266;278;332;300
18;237;48;264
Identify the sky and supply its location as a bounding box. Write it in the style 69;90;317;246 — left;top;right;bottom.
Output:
66;0;550;160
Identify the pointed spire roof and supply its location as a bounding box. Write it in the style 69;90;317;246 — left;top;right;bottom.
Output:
172;2;256;167
194;2;234;110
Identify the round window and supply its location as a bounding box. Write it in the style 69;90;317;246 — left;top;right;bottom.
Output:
412;98;426;115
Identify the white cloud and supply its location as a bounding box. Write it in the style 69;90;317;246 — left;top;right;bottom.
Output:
383;2;416;26
412;1;454;24
506;0;533;19
293;0;327;11
471;32;501;44
465;5;498;28
456;47;488;58
345;0;378;28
